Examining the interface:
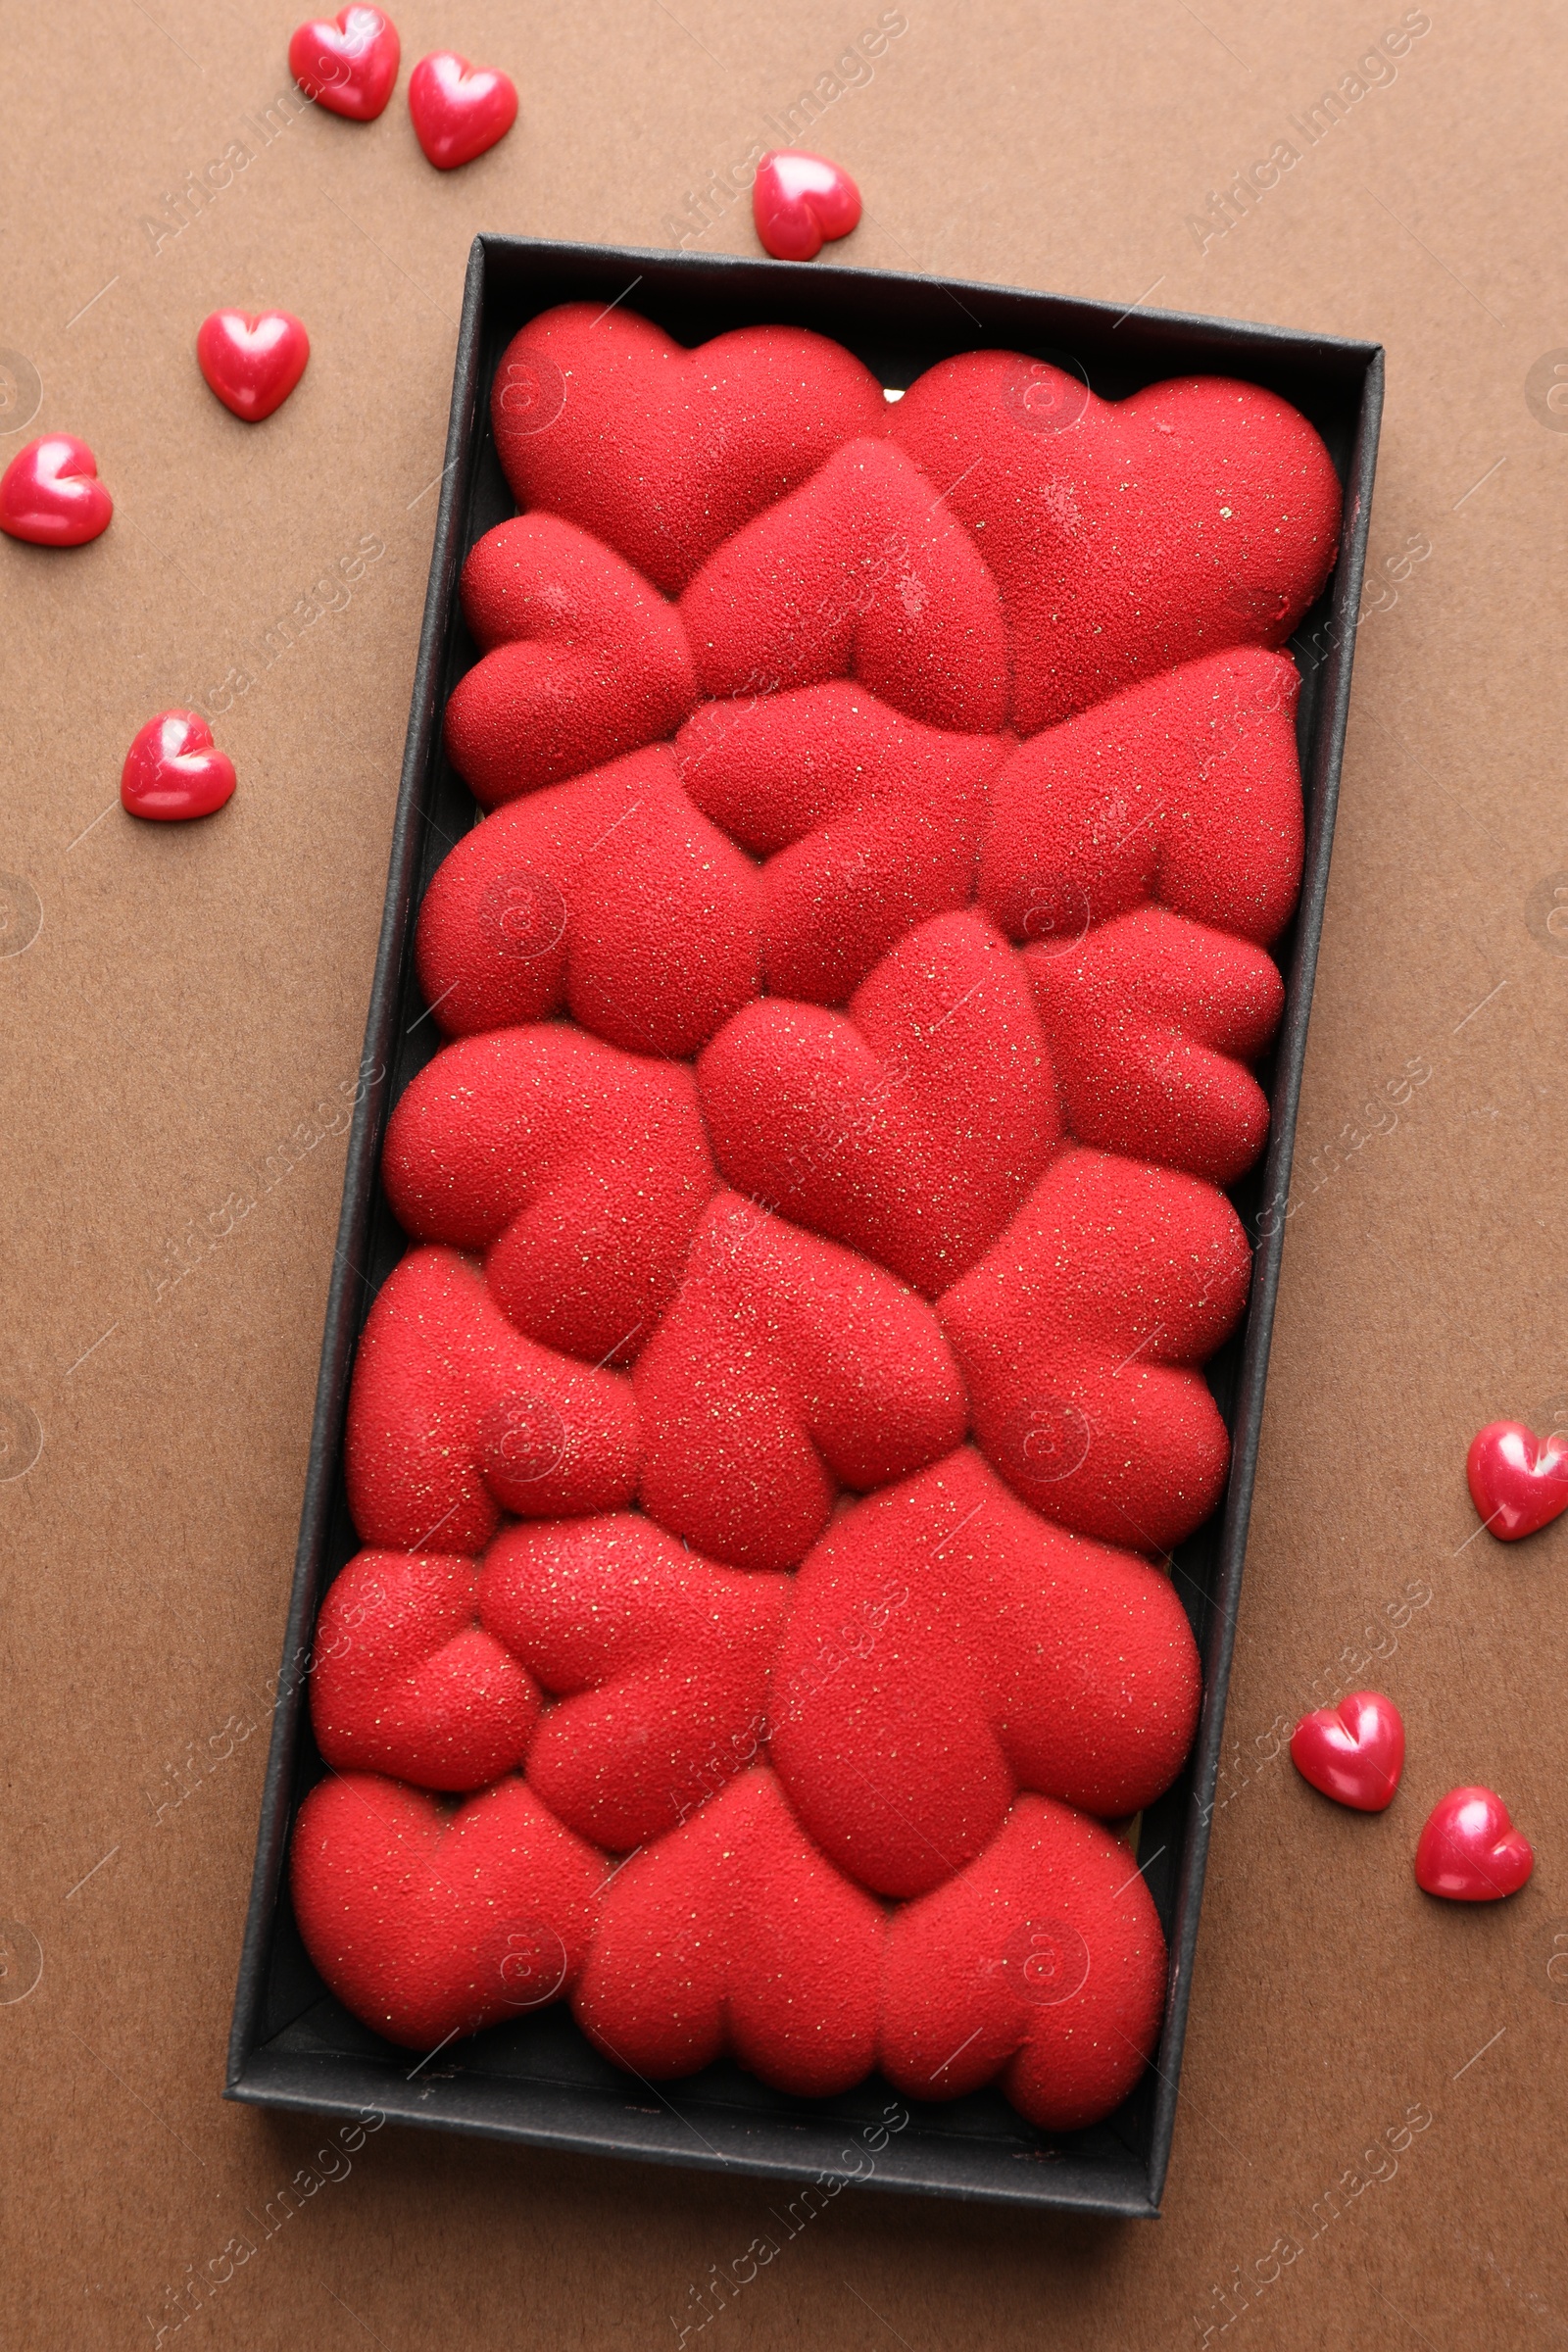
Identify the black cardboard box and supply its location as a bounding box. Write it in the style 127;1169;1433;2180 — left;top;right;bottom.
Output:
226;235;1382;2218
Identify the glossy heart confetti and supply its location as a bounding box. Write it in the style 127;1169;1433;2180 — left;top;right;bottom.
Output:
288;7;401;120
121;711;237;821
0;434;113;547
197;311;311;422
408;51;516;170
1290;1690;1404;1812
1414;1786;1533;1902
752;150;862;261
1466;1420;1568;1541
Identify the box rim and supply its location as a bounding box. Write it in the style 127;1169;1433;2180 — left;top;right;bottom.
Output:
474;230;1386;365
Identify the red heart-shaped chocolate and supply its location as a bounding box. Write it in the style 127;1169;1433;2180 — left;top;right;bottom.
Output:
490;305;886;594
121;710;236;821
196;310;310;421
979;650;1305;949
0;433;113;547
344;1246;639;1552
677;682;1004;1005
753;150;861;261
382;1024;715;1367
769;1448;1200;1894
310;1549;541;1789
699;909;1058;1296
573;1768;883;2093
291;1772;602;2047
1289;1690;1404;1812
678;438;1007;732
444;514;697;806
408;50;516;169
1414;1787;1533;1902
881;1795;1166;2132
939;1145;1251;1553
1027;906;1283;1184
479;1513;789;1850
412;748;760;1058
1466;1421;1568;1542
634;1193;966;1571
289;7;400;119
891;357;1340;732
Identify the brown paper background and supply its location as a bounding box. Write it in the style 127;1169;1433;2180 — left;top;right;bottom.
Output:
4;2;1566;2344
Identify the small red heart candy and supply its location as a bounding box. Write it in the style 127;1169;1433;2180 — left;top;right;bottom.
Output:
289;6;401;120
1466;1420;1568;1541
408;51;516;170
0;434;113;547
121;711;236;821
1415;1786;1533;1902
1289;1690;1404;1812
753;150;861;261
197;310;310;421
